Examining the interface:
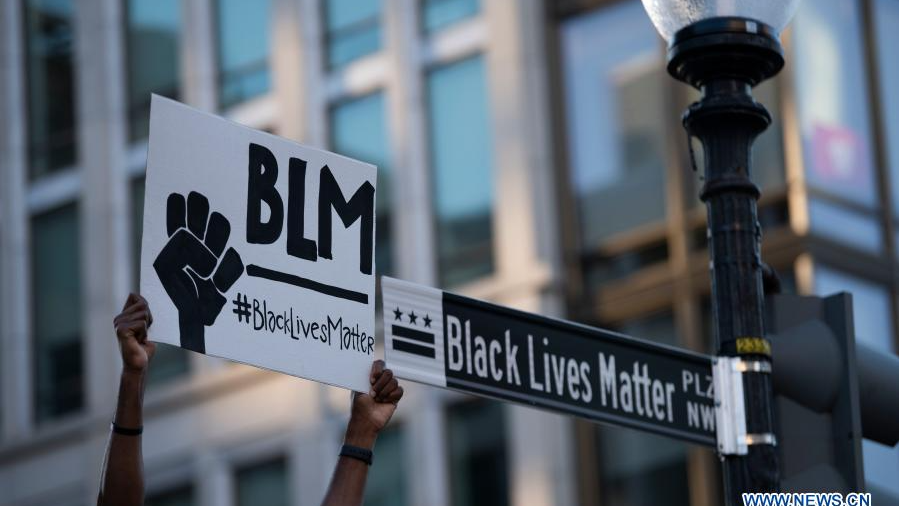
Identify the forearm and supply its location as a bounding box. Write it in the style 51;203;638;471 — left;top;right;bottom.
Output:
97;370;146;506
319;419;378;506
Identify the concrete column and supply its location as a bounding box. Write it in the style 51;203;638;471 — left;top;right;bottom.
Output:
0;0;33;440
74;0;130;419
198;450;233;506
293;427;333;506
484;0;561;286
482;3;573;504
385;0;438;285
272;0;318;144
408;393;450;506
181;0;226;375
499;292;577;506
507;406;577;506
297;0;327;148
182;0;218;113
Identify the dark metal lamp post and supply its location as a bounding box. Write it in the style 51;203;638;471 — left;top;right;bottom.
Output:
639;1;800;504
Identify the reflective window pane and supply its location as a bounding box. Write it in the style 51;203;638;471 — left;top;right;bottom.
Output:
422;0;479;33
132;177;190;386
330;93;393;275
126;0;181;141
561;1;668;247
364;426;408;506
0;256;3;438
217;0;272;109
600;312;691;506
874;0;899;218
146;486;194;506
752;80;786;191
808;199;881;253
324;0;381;68
793;0;877;207
235;458;289;506
32;204;83;422
814;267;899;497
24;0;77;177
131;176;146;287
427;55;495;287
447;401;509;506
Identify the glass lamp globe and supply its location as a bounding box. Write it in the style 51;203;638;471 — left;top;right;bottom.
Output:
640;0;801;43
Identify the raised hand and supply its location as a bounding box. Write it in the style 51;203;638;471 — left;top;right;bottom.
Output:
345;360;404;448
153;191;244;354
113;293;156;374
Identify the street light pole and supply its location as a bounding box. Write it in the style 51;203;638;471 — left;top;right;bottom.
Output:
666;18;784;500
638;2;799;500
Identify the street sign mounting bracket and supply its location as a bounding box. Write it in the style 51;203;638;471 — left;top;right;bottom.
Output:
714;357;748;456
713;357;777;456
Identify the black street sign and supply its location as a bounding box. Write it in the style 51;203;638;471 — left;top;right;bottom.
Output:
382;277;717;446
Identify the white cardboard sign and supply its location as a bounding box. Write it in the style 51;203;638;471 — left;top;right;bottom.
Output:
140;95;376;392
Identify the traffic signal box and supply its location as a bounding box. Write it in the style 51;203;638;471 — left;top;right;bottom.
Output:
766;293;865;492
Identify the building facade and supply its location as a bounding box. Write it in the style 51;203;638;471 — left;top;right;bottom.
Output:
1;0;898;505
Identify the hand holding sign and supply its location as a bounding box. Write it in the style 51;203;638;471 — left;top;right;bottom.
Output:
153;191;245;354
142;96;376;391
345;360;405;448
113;293;156;374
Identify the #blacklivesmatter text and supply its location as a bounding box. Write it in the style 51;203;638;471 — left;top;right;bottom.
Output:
233;292;372;354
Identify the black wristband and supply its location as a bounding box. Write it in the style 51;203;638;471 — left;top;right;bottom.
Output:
111;422;143;436
339;444;373;465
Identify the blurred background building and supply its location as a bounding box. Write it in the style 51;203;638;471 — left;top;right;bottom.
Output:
1;0;898;505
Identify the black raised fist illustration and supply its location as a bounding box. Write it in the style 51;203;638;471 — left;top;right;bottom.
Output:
154;191;244;354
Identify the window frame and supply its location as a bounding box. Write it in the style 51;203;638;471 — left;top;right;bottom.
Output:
321;0;384;70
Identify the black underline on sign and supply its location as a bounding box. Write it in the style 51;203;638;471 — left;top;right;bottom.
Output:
245;264;369;304
391;325;435;345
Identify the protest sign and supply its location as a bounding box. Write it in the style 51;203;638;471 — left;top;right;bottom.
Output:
140;95;376;391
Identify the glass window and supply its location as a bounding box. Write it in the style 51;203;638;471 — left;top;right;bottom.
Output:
235;457;289;506
216;0;272;109
125;0;181;141
807;199;881;253
131;177;189;385
873;0;899;218
0;252;3;437
422;0;479;33
561;1;668;248
427;55;495;287
599;312;691;506
131;177;146;287
596;427;691;506
814;266;899;497
24;0;77;178
330;93;393;275
32;204;83;422
364;426;408;506
793;0;877;207
447;400;508;506
793;0;881;250
146;486;194;506
324;0;381;68
752;80;786;191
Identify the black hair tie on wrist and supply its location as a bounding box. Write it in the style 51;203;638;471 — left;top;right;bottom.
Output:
112;422;143;436
339;444;373;465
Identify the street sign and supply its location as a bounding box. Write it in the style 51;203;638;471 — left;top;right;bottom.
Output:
382;277;717;445
141;95;377;392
